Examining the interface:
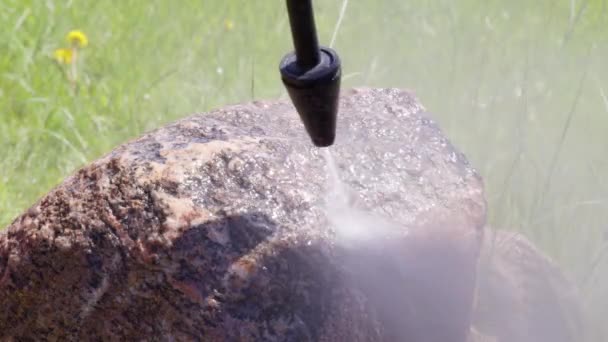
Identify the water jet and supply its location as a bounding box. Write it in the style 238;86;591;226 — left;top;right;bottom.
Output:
0;2;583;340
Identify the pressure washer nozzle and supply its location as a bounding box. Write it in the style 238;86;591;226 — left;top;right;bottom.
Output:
280;0;342;147
280;48;341;147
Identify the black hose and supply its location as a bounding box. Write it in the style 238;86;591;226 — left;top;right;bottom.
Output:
285;0;320;69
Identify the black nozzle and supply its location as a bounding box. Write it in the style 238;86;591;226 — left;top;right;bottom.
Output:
280;0;342;147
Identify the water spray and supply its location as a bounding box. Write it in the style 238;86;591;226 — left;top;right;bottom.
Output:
280;0;342;147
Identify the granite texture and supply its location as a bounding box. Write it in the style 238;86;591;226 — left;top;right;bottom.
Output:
1;88;488;341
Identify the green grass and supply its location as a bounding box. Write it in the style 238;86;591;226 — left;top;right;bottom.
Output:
1;0;607;340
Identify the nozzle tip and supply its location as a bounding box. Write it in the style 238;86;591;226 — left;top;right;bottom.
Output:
280;47;341;148
312;134;335;147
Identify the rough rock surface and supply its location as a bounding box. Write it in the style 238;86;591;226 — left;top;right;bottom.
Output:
0;88;487;341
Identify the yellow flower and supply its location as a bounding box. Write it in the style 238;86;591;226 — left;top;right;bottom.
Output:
54;48;73;64
66;30;88;48
224;19;234;31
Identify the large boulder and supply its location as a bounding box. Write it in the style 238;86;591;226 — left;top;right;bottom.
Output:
0;88;487;341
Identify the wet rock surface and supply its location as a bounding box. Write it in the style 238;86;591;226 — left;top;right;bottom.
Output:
0;88;488;341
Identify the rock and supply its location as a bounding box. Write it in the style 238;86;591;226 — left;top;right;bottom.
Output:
473;229;583;342
0;88;486;341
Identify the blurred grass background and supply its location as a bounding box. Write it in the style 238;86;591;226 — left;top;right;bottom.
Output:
1;0;607;340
